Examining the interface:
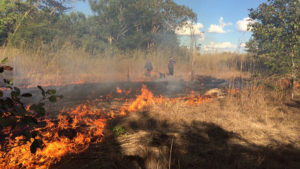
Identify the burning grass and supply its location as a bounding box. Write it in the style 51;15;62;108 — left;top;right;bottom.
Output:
90;86;300;169
42;83;300;169
0;84;218;168
0;45;298;168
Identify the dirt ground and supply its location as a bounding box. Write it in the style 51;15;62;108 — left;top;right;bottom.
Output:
46;76;300;169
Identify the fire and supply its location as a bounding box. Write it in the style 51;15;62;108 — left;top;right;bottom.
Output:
116;86;122;93
0;85;215;168
296;81;300;88
116;86;132;95
0;105;106;169
183;91;213;105
226;88;239;95
126;85;154;112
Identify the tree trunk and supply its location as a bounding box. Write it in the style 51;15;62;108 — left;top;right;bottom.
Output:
291;52;296;99
127;59;130;82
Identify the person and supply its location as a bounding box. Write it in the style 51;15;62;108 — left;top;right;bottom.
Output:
168;57;176;76
144;61;153;77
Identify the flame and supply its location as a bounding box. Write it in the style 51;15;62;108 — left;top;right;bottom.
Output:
183;91;213;105
0;85;215;168
116;86;122;94
116;86;132;95
296;81;300;88
127;85;153;112
0;105;106;169
226;88;239;95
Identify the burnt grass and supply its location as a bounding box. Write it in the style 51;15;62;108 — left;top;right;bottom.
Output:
24;75;229;103
43;76;300;169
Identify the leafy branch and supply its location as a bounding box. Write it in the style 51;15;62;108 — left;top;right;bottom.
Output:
0;57;62;154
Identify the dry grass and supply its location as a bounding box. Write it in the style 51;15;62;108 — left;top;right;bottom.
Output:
109;87;300;169
53;84;300;169
3;45;298;169
0;46;249;87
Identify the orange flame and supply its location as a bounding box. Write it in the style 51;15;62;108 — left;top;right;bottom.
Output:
0;105;106;169
116;86;131;95
0;85;215;168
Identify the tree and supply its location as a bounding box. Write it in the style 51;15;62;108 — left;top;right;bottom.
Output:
247;0;300;98
89;0;196;50
0;0;72;46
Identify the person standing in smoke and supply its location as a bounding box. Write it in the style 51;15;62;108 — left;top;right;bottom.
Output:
168;57;176;76
144;61;153;77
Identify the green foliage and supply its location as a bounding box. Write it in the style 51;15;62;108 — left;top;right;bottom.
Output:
0;0;196;53
0;59;62;154
247;0;300;76
113;125;126;137
89;0;196;50
0;0;71;46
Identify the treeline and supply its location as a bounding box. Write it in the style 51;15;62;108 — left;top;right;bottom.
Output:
247;0;300;77
0;0;196;54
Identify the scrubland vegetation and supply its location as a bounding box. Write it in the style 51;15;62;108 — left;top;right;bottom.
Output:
0;0;300;169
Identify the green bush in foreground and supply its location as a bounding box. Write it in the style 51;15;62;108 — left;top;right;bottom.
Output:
0;57;62;154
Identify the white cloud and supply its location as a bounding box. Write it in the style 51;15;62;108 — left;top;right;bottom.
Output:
236;17;254;32
175;21;203;35
240;42;246;48
208;17;232;34
175;21;205;41
203;41;237;51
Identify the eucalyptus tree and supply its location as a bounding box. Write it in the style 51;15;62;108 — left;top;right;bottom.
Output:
88;0;196;50
247;0;300;97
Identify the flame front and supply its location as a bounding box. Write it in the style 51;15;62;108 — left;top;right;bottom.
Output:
0;105;106;169
0;85;214;168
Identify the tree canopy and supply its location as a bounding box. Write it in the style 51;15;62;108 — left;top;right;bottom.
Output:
0;0;196;51
88;0;196;49
0;0;72;46
247;0;300;76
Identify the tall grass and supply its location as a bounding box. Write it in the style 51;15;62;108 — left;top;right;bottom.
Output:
0;44;250;87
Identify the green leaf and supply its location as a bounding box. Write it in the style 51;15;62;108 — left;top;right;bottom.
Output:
4;98;14;107
46;89;56;95
21;93;32;97
9;79;13;85
113;126;126;137
11;91;20;100
30;104;46;117
2;78;12;85
1;57;8;64
14;87;20;95
48;95;57;102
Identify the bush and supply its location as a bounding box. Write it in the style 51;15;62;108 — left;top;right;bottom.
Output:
113;126;126;137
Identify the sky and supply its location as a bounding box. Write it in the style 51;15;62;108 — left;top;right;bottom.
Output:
71;0;267;53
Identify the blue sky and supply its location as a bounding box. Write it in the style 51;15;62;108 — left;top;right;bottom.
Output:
71;0;267;52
